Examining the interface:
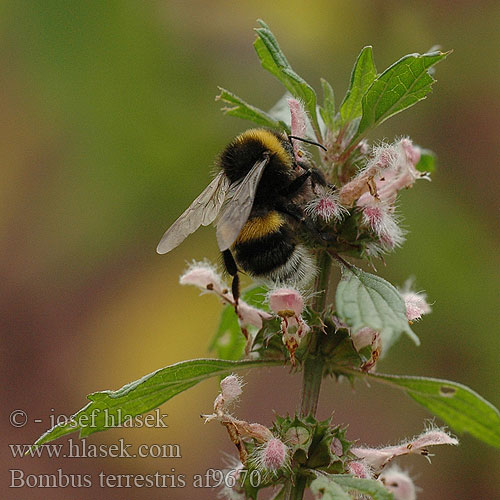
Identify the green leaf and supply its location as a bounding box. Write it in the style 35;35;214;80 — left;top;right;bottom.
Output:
354;50;450;141
31;358;280;451
311;476;351;500
209;305;245;360
340;46;377;126
216;87;283;129
329;475;394;500
366;372;500;448
253;20;320;138
319;78;336;130
416;148;436;173
336;266;419;352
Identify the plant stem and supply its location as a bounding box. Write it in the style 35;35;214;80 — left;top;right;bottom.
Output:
300;250;331;416
300;354;324;417
286;475;307;500
287;251;332;500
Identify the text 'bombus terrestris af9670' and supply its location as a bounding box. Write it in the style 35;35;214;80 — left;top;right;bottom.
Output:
157;128;328;304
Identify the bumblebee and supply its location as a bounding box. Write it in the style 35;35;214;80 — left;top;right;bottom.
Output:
157;128;327;302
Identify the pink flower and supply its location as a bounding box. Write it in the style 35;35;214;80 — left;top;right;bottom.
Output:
347;460;373;479
379;466;417;500
352;426;458;473
179;261;271;347
220;375;243;405
305;186;348;223
351;327;376;351
361;201;405;250
250;437;290;477
262;438;288;470
400;137;421;166
268;287;310;366
363;138;425;206
269;288;305;316
401;291;432;322
342;138;428;209
180;261;226;294
237;300;272;329
338;144;394;207
350;327;382;372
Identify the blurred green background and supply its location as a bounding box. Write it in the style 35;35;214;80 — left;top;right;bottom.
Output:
2;1;499;498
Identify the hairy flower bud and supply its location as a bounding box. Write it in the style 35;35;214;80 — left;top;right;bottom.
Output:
360;201;405;250
250;437;289;477
305;186;348;223
401;291;431;322
220;375;243;405
379;466;417;500
347;460;373;479
262;438;288;470
180;261;226;294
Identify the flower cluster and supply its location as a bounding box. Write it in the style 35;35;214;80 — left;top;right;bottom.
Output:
174;31;463;500
283;99;432;262
204;375;290;496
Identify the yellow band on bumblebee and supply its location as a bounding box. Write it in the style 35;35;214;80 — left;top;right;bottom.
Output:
235;211;284;243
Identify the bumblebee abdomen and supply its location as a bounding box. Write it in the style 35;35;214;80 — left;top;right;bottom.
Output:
235;211;285;244
234;212;294;274
233;212;316;286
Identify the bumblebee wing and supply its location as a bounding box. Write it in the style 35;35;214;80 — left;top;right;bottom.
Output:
216;156;270;251
156;171;230;254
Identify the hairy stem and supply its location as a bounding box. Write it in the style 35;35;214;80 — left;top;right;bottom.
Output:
287;251;332;500
300;355;324;417
285;474;307;500
300;250;331;414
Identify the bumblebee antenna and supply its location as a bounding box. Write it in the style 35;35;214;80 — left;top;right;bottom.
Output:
288;135;327;152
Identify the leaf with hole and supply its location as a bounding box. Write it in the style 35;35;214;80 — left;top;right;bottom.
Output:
366;373;500;448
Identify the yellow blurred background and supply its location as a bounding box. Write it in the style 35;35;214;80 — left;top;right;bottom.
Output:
2;1;499;498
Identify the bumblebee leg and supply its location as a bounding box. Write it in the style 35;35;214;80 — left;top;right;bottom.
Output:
222;249;240;308
280;169;312;196
296;160;328;188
